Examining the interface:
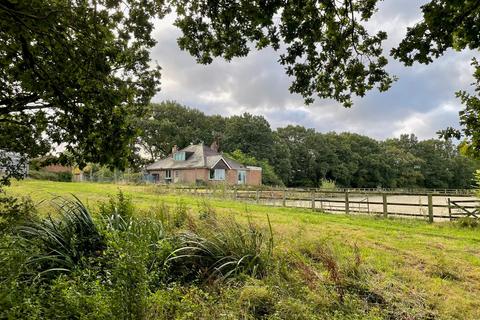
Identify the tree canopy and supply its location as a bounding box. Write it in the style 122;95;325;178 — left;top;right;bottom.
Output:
136;102;479;188
0;0;163;185
392;0;480;157
1;0;479;187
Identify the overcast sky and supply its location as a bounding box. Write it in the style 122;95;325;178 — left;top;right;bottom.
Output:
150;0;476;140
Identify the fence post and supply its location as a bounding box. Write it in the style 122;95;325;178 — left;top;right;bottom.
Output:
447;197;452;221
256;189;260;204
382;193;388;218
282;189;286;207
345;191;350;214
234;187;238;200
428;194;434;223
311;191;315;212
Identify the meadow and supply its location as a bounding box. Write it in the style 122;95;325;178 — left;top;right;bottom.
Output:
2;180;480;319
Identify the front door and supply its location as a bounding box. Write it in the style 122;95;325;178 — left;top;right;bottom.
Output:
237;170;246;185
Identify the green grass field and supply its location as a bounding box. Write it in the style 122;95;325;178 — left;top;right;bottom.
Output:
6;179;480;319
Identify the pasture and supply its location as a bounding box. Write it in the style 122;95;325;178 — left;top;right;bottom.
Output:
4;179;480;319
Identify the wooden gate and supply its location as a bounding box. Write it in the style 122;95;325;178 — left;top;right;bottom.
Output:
447;198;479;220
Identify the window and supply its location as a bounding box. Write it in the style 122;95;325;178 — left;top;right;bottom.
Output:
237;170;246;184
165;169;172;179
209;169;225;180
173;152;186;161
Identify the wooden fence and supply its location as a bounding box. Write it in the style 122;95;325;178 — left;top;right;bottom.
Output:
150;185;479;222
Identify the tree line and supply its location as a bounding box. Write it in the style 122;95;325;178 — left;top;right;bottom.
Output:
136;101;479;189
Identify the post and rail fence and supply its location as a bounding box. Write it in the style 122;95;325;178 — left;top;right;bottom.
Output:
144;184;479;222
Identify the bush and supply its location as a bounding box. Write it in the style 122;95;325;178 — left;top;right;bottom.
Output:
320;178;336;190
0;194;36;232
28;170;72;182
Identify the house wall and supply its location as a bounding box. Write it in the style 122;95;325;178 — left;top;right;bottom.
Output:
177;168;209;184
247;169;262;186
148;167;262;186
226;170;237;185
149;168;209;184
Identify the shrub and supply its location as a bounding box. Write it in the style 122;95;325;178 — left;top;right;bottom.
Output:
43;273;114;319
320;178;336;190
0;194;36;232
28;170;72;182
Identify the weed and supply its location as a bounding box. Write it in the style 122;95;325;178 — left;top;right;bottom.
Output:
239;285;275;319
198;198;216;221
173;199;188;228
99;190;134;231
456;217;479;228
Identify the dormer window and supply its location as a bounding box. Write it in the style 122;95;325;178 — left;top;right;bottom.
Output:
173;151;186;161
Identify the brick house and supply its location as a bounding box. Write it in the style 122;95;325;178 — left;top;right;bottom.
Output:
146;143;262;186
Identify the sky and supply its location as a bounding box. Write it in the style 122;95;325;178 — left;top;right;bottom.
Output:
149;0;477;141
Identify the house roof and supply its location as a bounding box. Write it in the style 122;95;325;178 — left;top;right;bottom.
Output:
146;144;248;171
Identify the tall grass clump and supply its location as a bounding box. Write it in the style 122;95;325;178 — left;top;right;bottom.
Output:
18;196;104;279
167;215;274;282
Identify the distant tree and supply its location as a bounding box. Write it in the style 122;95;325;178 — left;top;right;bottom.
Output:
392;1;480;158
276;126;317;187
225;150;283;186
136;102;226;161
382;144;425;188
222;113;275;162
270;134;292;185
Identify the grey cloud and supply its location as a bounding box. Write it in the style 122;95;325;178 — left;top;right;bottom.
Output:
150;1;476;141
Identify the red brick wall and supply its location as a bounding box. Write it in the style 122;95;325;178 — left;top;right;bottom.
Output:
149;168;262;186
42;165;72;173
247;169;262;186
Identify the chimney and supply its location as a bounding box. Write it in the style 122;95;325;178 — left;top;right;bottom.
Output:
172;145;178;154
210;140;219;152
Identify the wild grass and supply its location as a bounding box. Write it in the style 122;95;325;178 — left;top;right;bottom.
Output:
167;216;273;282
17;196;104;280
3;180;480;319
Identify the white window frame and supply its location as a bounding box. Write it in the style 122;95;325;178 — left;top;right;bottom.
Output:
165;169;172;180
209;168;225;181
173;152;186;161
